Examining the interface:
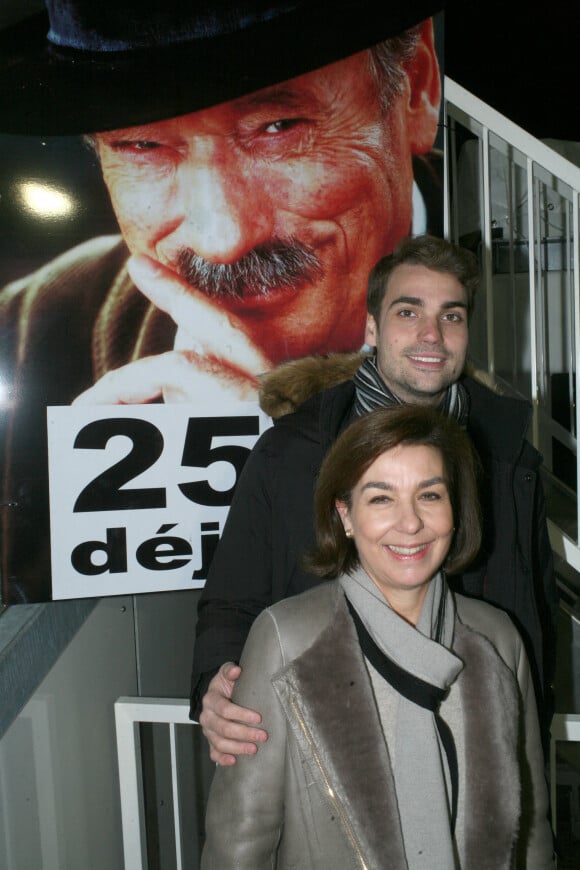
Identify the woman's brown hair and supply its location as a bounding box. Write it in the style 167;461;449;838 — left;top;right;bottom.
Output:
306;405;481;579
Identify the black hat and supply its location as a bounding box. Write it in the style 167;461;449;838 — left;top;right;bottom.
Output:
0;0;442;135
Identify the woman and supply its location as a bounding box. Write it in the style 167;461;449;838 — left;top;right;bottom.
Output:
201;406;554;869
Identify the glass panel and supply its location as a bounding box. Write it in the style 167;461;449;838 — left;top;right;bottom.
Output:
447;105;579;546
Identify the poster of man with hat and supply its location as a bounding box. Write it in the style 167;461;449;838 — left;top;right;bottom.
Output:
0;0;444;603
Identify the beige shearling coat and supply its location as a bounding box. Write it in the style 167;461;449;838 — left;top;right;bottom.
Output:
201;581;554;869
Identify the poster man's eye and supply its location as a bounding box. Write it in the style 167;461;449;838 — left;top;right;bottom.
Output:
111;140;162;151
263;118;303;134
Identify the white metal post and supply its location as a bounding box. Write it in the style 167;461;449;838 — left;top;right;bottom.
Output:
115;701;148;870
114;698;195;870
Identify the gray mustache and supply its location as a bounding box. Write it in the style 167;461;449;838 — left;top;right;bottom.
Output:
176;238;323;299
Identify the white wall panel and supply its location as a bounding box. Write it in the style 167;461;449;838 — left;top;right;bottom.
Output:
0;597;137;870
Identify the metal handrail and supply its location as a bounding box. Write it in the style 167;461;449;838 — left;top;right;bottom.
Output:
114;697;196;870
444;76;580;581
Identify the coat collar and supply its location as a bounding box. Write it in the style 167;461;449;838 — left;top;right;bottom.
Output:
272;591;407;868
272;589;522;870
258;351;531;455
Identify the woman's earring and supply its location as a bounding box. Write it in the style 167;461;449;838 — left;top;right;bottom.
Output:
345;529;353;539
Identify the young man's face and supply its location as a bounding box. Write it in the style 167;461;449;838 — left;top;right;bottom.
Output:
94;26;440;364
365;263;470;405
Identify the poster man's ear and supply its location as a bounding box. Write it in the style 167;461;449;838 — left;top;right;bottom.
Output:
405;18;442;155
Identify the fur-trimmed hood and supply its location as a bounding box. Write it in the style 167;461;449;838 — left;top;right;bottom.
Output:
259;352;501;420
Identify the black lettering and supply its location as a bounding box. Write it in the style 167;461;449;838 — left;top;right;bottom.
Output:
192;526;221;579
136;527;192;570
179;416;259;506
74;418;166;512
71;527;127;575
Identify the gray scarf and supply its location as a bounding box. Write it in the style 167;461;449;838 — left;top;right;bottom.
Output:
340;567;463;870
353;354;469;426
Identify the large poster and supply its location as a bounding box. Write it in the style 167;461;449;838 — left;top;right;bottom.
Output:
0;1;444;602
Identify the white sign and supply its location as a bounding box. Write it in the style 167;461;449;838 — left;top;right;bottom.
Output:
47;403;271;599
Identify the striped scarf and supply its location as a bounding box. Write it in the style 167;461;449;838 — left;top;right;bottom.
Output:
353;355;469;426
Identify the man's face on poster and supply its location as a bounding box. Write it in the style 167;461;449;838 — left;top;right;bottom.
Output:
93;23;440;365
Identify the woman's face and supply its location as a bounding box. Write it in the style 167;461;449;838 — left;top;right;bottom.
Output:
336;444;454;614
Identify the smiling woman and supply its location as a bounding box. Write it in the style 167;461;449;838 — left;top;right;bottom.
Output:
201;406;554;869
335;442;455;623
307;404;481;585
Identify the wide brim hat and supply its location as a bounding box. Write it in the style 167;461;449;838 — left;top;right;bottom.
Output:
0;0;442;135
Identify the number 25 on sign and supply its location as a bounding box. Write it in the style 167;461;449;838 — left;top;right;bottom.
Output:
47;404;270;599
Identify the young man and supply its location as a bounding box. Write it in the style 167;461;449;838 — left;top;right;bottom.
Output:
191;235;558;761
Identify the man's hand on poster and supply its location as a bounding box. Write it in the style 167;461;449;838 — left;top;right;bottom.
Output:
73;254;272;405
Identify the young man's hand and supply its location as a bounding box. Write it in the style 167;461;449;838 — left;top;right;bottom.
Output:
199;662;268;766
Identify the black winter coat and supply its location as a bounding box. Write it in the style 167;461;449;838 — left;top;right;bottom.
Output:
191;359;558;740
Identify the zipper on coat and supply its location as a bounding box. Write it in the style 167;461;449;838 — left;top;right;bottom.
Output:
289;696;369;870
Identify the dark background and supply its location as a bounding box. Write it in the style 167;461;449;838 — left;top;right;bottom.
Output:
445;0;579;142
0;0;577;141
0;1;577;286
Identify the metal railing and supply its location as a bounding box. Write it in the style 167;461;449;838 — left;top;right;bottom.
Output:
114;697;200;870
444;76;580;580
550;713;580;840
